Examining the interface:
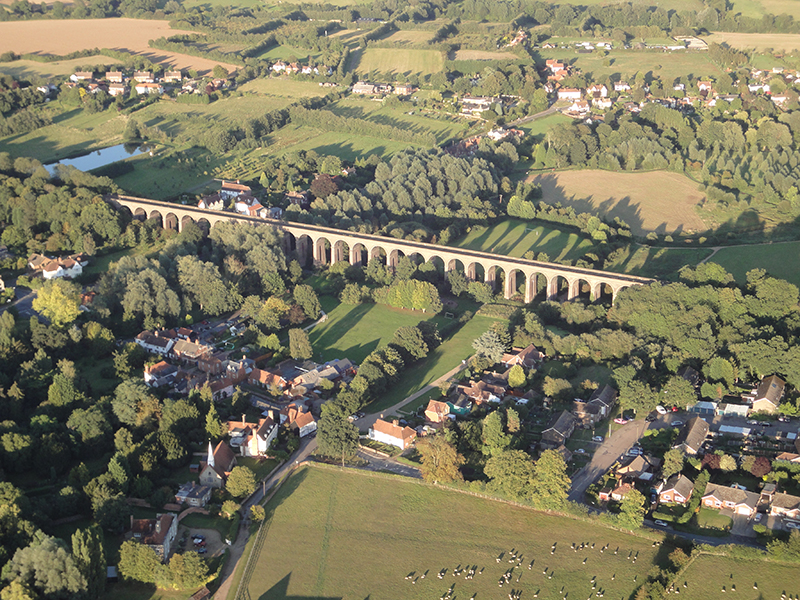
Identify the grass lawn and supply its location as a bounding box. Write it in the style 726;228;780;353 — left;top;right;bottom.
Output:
238;457;280;480
267;123;418;162
529;170;710;236
351;47;445;77
179;512;230;539
695;507;732;531
730;0;800;19
517;112;572;140
102;582;188;600
604;244;714;279
679;553;800;599
708;241;800;287
245;465;666;600
75;355;119;397
451;219;595;263
370;314;499;413
383;29;436;44
308;302;444;365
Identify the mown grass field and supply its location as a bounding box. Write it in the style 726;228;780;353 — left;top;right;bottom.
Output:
707;241;800;287
517;112;572;139
248;465;666;600
0;55;123;79
731;0;800;19
454;49;520;61
604;244;713;279
530;170;710;236
237;77;329;98
352;47;445;76
679;554;800;600
383;29;436;44
706;31;800;51
452;219;595;263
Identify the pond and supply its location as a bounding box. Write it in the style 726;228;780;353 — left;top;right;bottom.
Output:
45;143;148;176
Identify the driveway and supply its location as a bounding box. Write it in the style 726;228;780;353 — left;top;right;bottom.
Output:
3;284;36;319
179;526;225;558
568;419;649;502
730;513;757;537
356;449;422;479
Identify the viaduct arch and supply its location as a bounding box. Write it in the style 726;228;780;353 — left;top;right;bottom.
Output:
108;194;654;303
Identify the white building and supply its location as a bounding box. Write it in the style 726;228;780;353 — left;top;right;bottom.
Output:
369;418;416;450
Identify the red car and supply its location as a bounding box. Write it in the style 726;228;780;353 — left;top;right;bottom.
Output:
194;540;206;547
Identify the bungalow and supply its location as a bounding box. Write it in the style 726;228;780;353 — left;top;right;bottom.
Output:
105;71;124;83
424;399;451;424
199;441;237;489
143;361;178;387
352;81;378;95
540;410;576;449
770;492;800;520
750;375;785;414
557;88;582;101
588;83;608;98
175;482;212;507
673;416;709;455
369;418;416;450
135;82;163;95
701;482;759;516
130;513;178;561
228;417;278;456
501;344;544;370
659;475;694;505
135;330;175;355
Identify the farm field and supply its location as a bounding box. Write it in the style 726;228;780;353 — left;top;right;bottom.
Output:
454;49;520;61
452;219;595;263
604;245;713;279
0;56;123;80
256;44;321;62
351;47;445;77
707;241;800;287
529;170;710;236
238;77;329;99
731;0;800;19
383;29;436;44
679;554;800;600
705;31;800;51
247;465;667;600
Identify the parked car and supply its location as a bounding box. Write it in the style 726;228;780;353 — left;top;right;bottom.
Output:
778;416;792;423
654;520;669;527
786;521;800;530
670;420;683;427
747;419;759;425
645;413;657;422
592;436;604;442
614;418;629;424
196;547;208;554
754;513;762;522
758;421;771;427
193;535;205;541
348;414;359;422
575;448;586;454
655;405;667;415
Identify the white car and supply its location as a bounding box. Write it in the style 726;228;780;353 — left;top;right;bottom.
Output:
592;435;604;442
654;520;669;527
754;514;762;522
655;405;667;415
670;420;684;427
575;448;586;454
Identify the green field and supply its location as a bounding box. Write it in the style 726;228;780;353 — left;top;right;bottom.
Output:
0;55;123;80
517;112;572;139
679;553;800;600
708;241;800;287
605;244;713;279
237;77;329;98
452;219;595;263
351;47;445;77
245;465;666;600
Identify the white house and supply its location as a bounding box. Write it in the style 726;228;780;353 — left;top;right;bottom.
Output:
135;83;163;95
557;88;582;101
369;418;416;450
293;411;317;438
143;360;178;387
588;84;608;98
228;417;278;456
614;81;631;92
135;330;176;355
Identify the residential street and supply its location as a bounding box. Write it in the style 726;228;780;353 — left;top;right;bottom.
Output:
356;448;421;478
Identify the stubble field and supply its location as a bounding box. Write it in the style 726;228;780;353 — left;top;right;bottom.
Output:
705;31;800;51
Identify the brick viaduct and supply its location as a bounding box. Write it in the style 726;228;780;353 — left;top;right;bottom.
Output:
107;194;654;303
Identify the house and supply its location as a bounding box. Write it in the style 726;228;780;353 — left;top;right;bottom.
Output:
615;454;657;481
501;344;544;369
545;59;566;74
698;81;713;94
599;482;615;502
673;83;686;91
446;395;472;416
614;81;631;92
369;418;416;450
701;482;759;516
611;482;632;501
133;71;154;83
198;195;224;211
569;100;591;115
199;441;237;489
108;83;128;97
248;368;288;391
678;365;701;387
135;330;176;355
292;411;317;437
352;81;378;95
460;95;499;115
593;97;613;110
394;84;417;96
748;83;770;93
775;452;800;464
540;410;576;449
285;190;311;208
272;60;287;72
574;384;619;425
659;475;694;505
130;513;178;561
424;400;451;424
557;88;582;101
105;71;124;83
750;375;785;414
220;180;252;200
70;71;94;82
29;253;86;280
171;338;214;362
457;378;506;404
772;94;790;107
588;84;608;98
163;70;183;82
135;83;163;95
673;416;709;455
143;361;178;387
228;416;278;456
770;492;800;520
175;482;212;507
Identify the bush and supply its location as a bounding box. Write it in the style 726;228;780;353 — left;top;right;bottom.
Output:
226;513;241;544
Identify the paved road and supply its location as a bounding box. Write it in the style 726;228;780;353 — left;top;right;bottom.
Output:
2;283;35;319
568;419;649;502
356;449;421;478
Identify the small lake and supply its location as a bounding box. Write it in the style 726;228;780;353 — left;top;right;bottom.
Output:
45;143;148;176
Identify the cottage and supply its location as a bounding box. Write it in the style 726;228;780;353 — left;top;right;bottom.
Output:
659;475;694;505
352;81;378;95
673;416;709;455
292;411;317;438
750;375;785;414
199;441;237;489
228;417;278;456
701;482;759;516
501;344;544;369
369;418;416;450
135;330;175;355
130;513;178;561
557;88;582;101
424;400;451;424
175;482;212;507
143;361;178;387
770;492;800;520
105;71;124;83
540;410;576;449
248;368;288;390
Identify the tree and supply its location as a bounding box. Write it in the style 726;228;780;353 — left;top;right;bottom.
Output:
485;450;535;500
293;284;321;320
226;466;257;499
288;328;312;360
249;505;265;522
508;364;526;389
447;269;468;297
221;500;240;519
481;411;510;456
416;434;464;483
32;279;81;327
661;375;698;410
5;536;87;599
205;404;225;441
166;552;209;590
212;65;229;79
317;410;359;467
71;525;105;600
118;540;161;584
530;449;571;509
391;326;428;360
719;454;737;472
472;330;505;365
662;448;685;480
617;489;646;530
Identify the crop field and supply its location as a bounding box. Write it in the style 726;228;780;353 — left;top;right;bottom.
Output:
536;48;724;84
0;56;123;80
237;77;329;99
383;29;436;44
705;31;800;51
731;0;800;19
454;49;519;61
247;465;668;600
706;241;800;287
452;219;595;263
529;170;710;236
604;245;713;279
351;48;445;77
679;554;800;600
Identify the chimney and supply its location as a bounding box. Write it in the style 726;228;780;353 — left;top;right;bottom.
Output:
393;420;399;427
155;517;161;534
242;414;246;424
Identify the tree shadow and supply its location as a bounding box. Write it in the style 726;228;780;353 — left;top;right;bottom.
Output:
257;571;343;600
